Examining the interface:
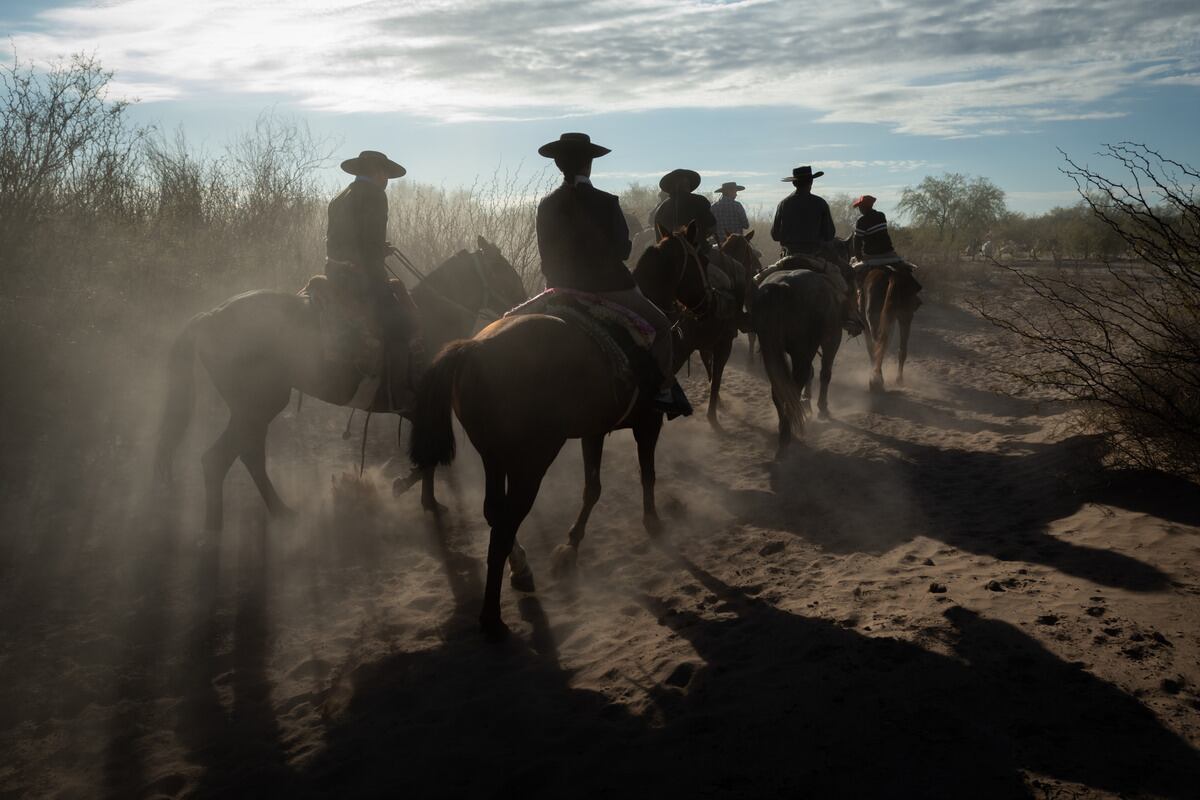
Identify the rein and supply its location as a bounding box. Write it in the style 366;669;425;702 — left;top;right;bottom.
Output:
675;235;715;320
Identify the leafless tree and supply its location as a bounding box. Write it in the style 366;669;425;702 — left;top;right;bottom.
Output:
977;143;1200;479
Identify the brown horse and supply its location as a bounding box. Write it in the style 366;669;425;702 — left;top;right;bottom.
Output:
409;223;710;639
860;265;921;392
154;237;527;530
675;231;761;427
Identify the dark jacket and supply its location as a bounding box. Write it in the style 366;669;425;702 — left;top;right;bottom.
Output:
771;191;835;252
653;194;718;240
537;180;634;293
853;208;896;259
326;178;389;285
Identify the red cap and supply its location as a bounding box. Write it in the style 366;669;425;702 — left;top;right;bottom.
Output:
852;194;877;209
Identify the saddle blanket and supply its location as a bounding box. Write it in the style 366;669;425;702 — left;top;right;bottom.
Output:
506;288;658;393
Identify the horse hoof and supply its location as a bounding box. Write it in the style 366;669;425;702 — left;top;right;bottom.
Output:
480;618;510;642
271;504;298;522
643;514;664;537
818;408;832;421
422;498;449;515
869;378;884;394
510;568;536;593
550;544;578;579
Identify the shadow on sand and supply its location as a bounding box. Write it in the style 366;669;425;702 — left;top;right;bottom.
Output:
697;429;1170;592
296;539;1200;799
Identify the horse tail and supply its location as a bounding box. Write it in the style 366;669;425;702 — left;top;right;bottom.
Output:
409;339;478;468
752;282;807;424
874;273;899;368
154;313;206;483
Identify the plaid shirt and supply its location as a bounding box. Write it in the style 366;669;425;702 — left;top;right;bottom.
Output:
711;195;749;241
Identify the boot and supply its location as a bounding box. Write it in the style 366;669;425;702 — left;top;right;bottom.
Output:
654;381;693;419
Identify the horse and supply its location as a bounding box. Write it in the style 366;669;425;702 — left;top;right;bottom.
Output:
154;236;528;531
860;263;921;392
746;235;851;365
408;222;711;639
674;231;761;427
752;267;844;458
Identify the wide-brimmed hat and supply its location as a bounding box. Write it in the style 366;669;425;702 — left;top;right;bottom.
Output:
660;168;702;194
781;165;824;182
852;194;877;209
714;181;746;193
341;150;406;178
538;132;611;160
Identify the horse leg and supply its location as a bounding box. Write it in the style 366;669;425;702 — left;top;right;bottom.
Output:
771;387;793;459
201;423;240;532
480;459;550;641
699;348;713;381
896;311;913;386
792;353;813;418
818;329;841;420
552;434;604;578
634;414;664;534
238;419;295;522
707;337;732;427
746;332;757;365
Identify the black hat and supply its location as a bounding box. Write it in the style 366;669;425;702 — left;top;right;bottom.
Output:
538;132;611;159
660;168;702;194
714;181;746;193
781;165;824;182
341;150;406;178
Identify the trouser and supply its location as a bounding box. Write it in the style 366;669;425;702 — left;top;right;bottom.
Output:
595;286;674;390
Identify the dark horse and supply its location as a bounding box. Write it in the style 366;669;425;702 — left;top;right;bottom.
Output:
676;230;762;427
409;223;711;639
752;267;844;458
154;236;527;530
860;264;921;392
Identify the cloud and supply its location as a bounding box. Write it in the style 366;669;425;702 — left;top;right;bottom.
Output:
8;0;1199;137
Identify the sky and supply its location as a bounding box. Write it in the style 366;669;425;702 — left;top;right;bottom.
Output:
3;0;1199;217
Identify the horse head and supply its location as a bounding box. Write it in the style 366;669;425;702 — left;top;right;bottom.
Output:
635;219;710;315
721;229;763;275
474;235;528;314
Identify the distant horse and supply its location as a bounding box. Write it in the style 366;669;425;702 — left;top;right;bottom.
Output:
752;268;844;458
676;231;762;426
409;222;711;639
154;237;527;530
860;264;921;392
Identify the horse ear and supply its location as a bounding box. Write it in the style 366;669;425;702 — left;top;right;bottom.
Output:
685;219;699;244
655;222;670;241
476;235;493;253
745;229;755;242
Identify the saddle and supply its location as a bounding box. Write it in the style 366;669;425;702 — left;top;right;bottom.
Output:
506;288;660;401
300;270;416;411
756;254;850;299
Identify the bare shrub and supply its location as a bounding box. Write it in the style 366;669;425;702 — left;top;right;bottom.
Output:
976;144;1200;480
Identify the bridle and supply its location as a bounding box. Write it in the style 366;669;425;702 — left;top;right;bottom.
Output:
673;233;714;319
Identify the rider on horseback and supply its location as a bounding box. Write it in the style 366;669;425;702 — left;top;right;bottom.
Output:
325;150;420;412
654;170;750;330
772;166;863;333
536;133;691;417
851;194;922;300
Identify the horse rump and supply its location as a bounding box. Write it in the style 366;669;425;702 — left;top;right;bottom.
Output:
751;281;807;427
408;338;479;468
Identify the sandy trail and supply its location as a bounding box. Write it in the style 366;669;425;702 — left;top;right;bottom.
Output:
1;301;1198;798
